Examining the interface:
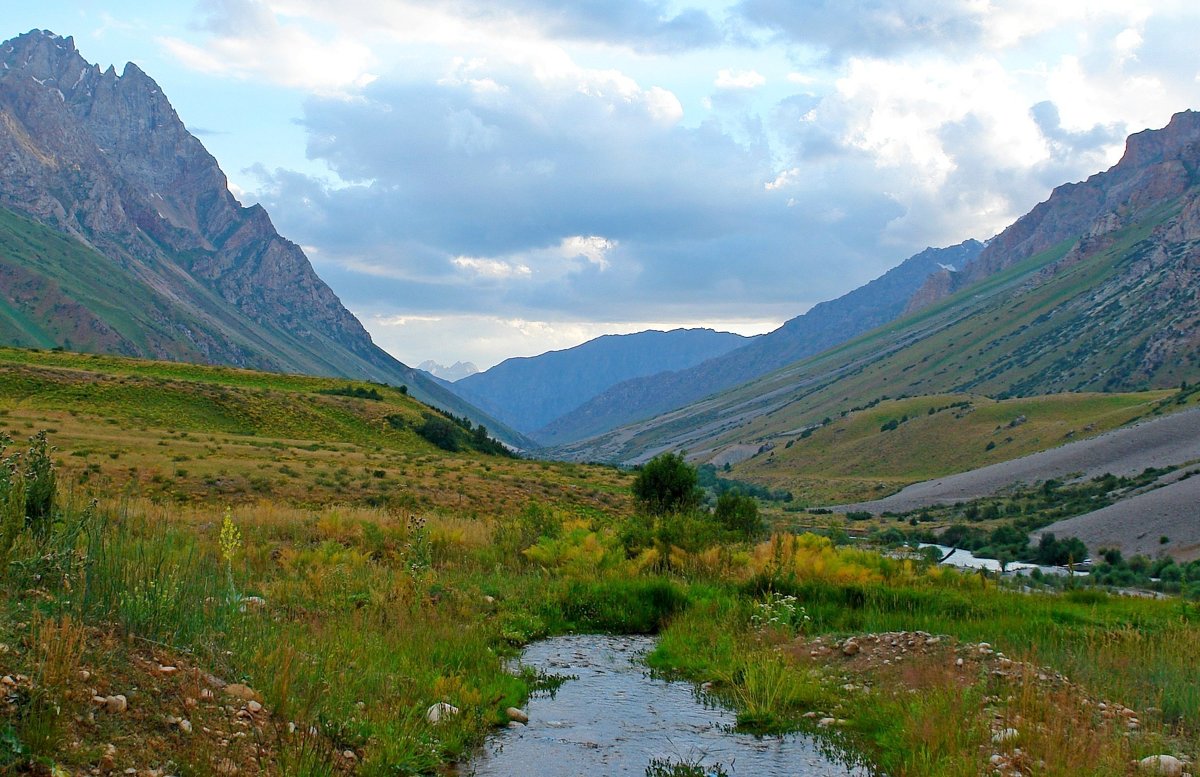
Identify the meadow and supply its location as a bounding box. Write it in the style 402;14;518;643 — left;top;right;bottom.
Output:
0;349;1196;776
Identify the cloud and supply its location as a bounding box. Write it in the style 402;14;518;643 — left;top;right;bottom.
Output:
159;0;376;93
736;0;988;59
715;68;766;90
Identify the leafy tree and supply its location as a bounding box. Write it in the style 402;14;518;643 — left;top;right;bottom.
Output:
714;491;763;539
632;453;702;516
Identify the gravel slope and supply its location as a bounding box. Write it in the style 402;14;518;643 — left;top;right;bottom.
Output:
1032;476;1200;561
839;406;1200;514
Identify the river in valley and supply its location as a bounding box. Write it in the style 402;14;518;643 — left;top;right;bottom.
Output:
460;634;866;777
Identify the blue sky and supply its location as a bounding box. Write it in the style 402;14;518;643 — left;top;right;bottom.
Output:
4;2;1199;368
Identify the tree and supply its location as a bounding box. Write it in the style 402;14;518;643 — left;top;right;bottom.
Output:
632;453;702;516
714;490;763;539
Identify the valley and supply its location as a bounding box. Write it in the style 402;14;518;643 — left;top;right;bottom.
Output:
0;18;1198;777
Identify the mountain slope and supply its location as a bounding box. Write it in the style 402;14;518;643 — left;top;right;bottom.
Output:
448;328;751;436
551;111;1200;466
0;29;526;445
535;239;982;446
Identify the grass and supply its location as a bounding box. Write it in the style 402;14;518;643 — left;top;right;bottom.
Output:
0;348;1197;774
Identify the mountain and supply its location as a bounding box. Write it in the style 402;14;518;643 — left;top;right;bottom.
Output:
445;328;752;437
418;360;479;382
0;30;528;446
551;110;1200;466
534;239;983;446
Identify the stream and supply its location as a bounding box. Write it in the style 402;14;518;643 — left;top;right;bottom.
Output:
460;634;866;776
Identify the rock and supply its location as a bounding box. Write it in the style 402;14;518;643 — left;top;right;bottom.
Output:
158;665;178;675
1139;755;1186;776
427;702;460;724
841;640;860;656
817;717;836;727
992;727;1019;744
239;596;266;612
483;595;496;605
506;707;529;724
246;700;263;714
105;694;128;713
955;658;964;667
342;750;357;761
508;721;526;729
223;684;261;703
179;719;193;734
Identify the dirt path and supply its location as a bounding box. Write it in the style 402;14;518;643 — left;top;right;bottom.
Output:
839;406;1200;514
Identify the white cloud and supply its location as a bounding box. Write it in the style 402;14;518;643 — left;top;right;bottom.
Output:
159;0;376;94
715;68;766;90
452;257;533;280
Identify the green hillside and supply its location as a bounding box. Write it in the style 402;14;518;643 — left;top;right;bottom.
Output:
0;346;627;514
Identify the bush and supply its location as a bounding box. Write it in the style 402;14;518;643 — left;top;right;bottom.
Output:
416;415;463;452
632;453;702;516
713;491;763;539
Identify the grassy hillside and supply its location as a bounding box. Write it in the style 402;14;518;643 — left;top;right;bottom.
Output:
737;391;1180;505
0;346;627;516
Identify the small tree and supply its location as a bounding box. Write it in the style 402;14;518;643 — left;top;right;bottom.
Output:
713;491;762;539
632;453;702;516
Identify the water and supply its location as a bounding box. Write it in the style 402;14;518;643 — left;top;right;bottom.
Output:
461;634;865;777
921;543;1083;576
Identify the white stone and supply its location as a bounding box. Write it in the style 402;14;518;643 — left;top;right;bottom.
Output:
1139;755;1186;776
427;702;460;724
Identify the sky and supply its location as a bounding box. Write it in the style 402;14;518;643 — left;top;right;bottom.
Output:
4;2;1199;369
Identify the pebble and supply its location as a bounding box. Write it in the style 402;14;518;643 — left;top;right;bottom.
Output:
841;640;860;656
105;694;128;714
506;706;529;724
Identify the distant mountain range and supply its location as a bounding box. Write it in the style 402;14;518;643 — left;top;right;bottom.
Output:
550;109;1200;464
530;240;983;446
446;328;752;437
418;360;479;382
0;30;529;446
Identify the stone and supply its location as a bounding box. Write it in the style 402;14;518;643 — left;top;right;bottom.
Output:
179;719;193;734
246;700;263;714
506;707;529;724
817;717;836;727
223;684;261;703
992;728;1019;744
158;665;178;675
841;640;860;656
427;702;460;724
1138;755;1186;776
105;694;128;714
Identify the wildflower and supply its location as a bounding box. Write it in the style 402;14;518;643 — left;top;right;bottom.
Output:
219;508;242;563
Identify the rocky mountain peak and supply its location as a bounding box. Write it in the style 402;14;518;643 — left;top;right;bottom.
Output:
906;110;1200;313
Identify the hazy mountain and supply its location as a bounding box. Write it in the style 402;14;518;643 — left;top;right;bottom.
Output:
0;30;528;446
418;360;479;382
535;239;983;446
445;328;753;436
549;110;1200;464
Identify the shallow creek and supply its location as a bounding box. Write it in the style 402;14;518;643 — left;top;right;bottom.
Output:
460;634;865;776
